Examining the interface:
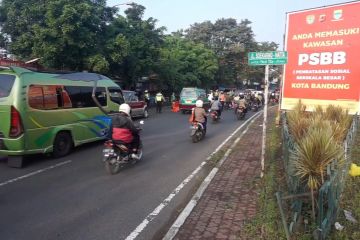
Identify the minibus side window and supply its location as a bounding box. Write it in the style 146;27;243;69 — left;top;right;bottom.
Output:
29;86;45;109
43;85;59;109
64;86;107;108
61;88;72;108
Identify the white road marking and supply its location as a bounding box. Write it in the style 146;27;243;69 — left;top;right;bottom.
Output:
206;111;263;160
126;111;263;240
125;161;206;240
163;112;263;240
0;160;72;187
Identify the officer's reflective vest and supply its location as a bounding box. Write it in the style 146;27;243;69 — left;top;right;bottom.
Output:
156;93;163;102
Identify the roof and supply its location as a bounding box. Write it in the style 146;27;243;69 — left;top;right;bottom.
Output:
7;66;110;82
55;72;110;82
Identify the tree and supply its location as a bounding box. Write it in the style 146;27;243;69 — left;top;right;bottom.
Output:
0;0;115;70
186;18;256;87
158;36;218;92
118;4;165;88
185;18;279;88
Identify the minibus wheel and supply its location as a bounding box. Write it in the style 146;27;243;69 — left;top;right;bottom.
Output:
53;132;73;158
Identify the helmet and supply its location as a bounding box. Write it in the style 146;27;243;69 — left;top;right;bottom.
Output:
144;90;148;93
240;95;244;99
195;100;203;108
119;103;131;116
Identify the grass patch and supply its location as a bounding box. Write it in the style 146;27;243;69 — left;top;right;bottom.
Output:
241;120;287;239
208;149;226;167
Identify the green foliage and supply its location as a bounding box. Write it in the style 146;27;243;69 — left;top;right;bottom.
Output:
158;36;218;91
86;54;109;73
0;0;275;91
0;0;113;69
286;101;310;142
292;122;344;190
105;4;164;88
0;33;7;48
185;18;278;87
287;102;351;221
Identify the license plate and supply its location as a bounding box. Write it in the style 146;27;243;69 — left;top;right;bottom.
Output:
103;149;114;153
186;100;192;103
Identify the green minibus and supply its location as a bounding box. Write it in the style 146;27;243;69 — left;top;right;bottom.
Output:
0;66;124;167
179;87;210;113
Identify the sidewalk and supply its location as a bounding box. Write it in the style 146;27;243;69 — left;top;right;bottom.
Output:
172;107;277;240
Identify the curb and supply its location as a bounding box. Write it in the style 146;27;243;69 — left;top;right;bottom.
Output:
163;111;263;240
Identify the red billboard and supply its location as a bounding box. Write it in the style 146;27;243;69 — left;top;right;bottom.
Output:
281;1;360;114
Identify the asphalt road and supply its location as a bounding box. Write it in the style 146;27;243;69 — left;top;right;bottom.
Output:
0;107;258;240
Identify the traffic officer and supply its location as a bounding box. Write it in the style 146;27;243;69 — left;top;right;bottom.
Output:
155;91;165;113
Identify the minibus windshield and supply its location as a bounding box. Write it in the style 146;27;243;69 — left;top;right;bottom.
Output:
180;89;197;98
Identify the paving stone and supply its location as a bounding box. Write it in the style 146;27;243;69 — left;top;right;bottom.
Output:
174;108;277;239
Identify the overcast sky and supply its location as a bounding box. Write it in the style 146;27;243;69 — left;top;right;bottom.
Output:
107;0;354;48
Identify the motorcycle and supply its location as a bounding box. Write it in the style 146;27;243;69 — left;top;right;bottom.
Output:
235;106;246;120
210;110;220;123
102;121;144;175
190;121;206;143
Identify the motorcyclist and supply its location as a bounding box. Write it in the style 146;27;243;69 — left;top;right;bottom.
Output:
210;96;222;117
111;103;140;159
219;91;226;110
255;92;262;106
234;94;247;113
238;94;248;112
190;100;208;132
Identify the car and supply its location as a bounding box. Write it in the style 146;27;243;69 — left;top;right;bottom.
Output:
122;90;148;118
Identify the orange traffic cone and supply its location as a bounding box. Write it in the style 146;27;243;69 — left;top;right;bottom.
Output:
172;101;180;112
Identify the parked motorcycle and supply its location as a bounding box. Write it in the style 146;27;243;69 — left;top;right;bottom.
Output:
102;121;144;175
190;122;206;143
210;110;220;123
236;106;246;120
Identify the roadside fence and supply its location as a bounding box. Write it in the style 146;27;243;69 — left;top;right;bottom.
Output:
276;114;358;240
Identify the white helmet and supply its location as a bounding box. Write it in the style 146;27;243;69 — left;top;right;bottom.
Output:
195;99;203;108
119;103;131;115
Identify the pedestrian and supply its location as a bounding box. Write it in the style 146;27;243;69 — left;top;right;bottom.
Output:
155;91;165;113
171;92;176;102
208;91;214;102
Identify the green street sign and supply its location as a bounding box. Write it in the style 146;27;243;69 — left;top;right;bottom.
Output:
248;51;288;65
